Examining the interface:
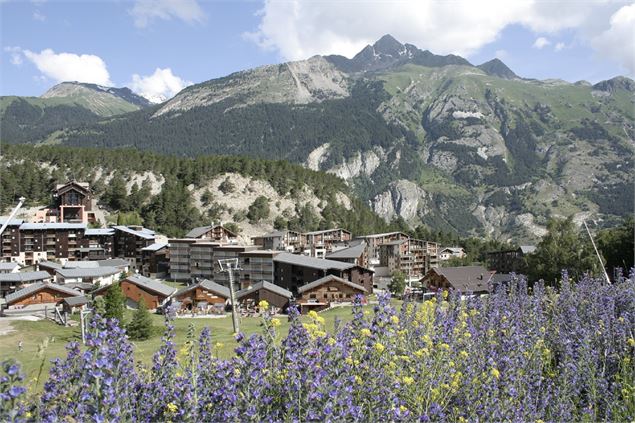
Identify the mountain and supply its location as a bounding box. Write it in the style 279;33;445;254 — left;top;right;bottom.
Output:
41;82;152;112
477;59;518;79
1;35;633;241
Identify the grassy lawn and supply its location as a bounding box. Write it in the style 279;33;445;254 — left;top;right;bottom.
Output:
0;301;397;392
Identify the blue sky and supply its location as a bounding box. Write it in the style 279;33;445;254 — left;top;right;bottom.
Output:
1;0;633;101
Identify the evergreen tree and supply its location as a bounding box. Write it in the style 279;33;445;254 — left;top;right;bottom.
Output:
127;299;154;341
247;196;270;223
528;216;599;285
104;283;126;323
92;296;106;316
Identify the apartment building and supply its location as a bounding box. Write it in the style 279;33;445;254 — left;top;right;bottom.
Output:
185;225;238;243
238;249;280;289
378;238;439;279
112;225;156;270
251;230;301;252
301;228;352;258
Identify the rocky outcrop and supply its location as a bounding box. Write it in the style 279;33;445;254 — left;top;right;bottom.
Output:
327;148;385;180
371;179;427;223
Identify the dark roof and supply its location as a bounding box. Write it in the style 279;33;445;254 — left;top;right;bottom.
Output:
124;275;175;297
0;271;52;283
174;279;230;298
38;261;64;271
236;281;293;299
62;295;90;307
326;242;366;259
5;282;81;304
185;225;237;239
423;266;493;292
273;252;355;271
141;243;168;252
56;266;120;279
298;275;367;294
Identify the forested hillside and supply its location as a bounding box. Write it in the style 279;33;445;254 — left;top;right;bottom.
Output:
0;145;393;237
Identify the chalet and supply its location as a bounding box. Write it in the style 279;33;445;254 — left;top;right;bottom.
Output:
296;275;367;313
439;247;466;261
273;252;374;294
239;249;280;289
173;279;230;313
52;181;95;224
141;242;169;278
0;271;53;298
55;266;120;287
421;266;494;295
235;280;293;311
185;225;238;243
2;282;81;311
119;275;176;310
301;228;352;258
487;246;536;273
326;241;369;268
251;230;301;252
0;262;20;274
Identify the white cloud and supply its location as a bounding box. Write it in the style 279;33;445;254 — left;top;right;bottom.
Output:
4;46;23;65
591;4;635;75
32;9;46;21
495;49;508;59
554;42;566;52
532;37;551;49
130;0;205;28
21;48;112;85
246;0;632;73
130;68;192;103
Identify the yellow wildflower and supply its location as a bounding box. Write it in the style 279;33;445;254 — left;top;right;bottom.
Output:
627;338;635;347
271;318;281;327
399;405;408;413
374;342;386;353
439;343;450;351
214;342;224;349
449;361;455;368
402;376;414;385
258;300;269;309
26;412;32;419
354;375;363;384
360;328;372;337
166;403;178;413
345;356;354;365
458;417;468;423
391;315;400;324
442;290;449;299
327;337;336;346
491;368;501;379
536;420;545;423
459;350;469;359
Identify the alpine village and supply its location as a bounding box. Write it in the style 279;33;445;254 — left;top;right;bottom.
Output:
0;10;634;422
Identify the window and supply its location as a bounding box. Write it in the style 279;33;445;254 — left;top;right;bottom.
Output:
324;293;328;299
310;294;317;299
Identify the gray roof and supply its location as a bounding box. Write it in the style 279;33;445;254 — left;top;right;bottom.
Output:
0;219;24;226
63;261;100;269
0;271;52;283
62;295;90;307
141;242;168;252
174;279;230;298
519;245;537;254
38;261;64;271
85;228;115;236
358;231;407;239
97;259;129;268
303;228;350;236
112;225;155;240
273;252;355;271
20;223;86;230
326;242;366;259
424;266;493;292
64;282;96;291
0;262;20;271
441;247;465;254
56;266;121;279
298;275;367;294
5;282;81;304
185;226;214;238
236;281;292;300
125;275;175;297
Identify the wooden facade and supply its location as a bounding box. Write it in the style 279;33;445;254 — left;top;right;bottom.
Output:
119;277;173;310
173;281;229;313
297;275;367;313
4;283;80;309
236;281;292;311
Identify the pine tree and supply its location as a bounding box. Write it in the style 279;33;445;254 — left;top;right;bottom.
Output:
127;299;154;341
92;296;106;316
104;283;126;323
389;271;407;296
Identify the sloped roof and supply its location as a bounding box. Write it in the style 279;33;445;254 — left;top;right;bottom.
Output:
303;228;350;236
141;242;168;252
273;252;355;271
358;231;408;239
440;247;465;254
519;245;537;254
56;266;120;279
423;266;493;292
125;275;175;297
5;282;81;304
326;242;366;259
174;279;230;298
63;261;100;269
62;295;90;307
236;280;293;300
112;226;155;240
185;225;237;239
0;219;24;226
0;262;20;271
97;259;129;268
297;275;367;294
38;261;64;271
85;228;115;236
0;271;51;283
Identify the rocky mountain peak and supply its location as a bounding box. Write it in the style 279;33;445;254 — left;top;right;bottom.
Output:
477;58;519;79
592;76;635;93
372;34;406;56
